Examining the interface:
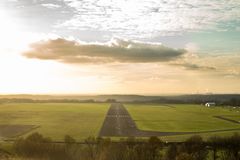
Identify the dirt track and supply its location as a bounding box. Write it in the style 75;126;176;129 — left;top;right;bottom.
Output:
99;103;240;137
214;116;240;124
0;125;37;138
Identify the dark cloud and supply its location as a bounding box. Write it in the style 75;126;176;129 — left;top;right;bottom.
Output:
23;38;187;64
172;63;216;71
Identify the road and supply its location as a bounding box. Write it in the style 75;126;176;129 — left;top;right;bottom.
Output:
99;103;240;137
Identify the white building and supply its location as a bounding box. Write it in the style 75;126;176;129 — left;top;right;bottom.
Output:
205;102;216;107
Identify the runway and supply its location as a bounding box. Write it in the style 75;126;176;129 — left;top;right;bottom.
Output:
99;103;240;137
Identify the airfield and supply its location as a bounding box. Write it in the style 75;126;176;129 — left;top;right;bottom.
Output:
0;102;239;142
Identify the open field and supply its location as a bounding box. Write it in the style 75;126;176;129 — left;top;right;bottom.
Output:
125;104;240;140
0;103;239;142
0;103;109;141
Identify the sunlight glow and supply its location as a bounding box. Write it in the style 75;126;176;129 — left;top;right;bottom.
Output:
0;1;239;94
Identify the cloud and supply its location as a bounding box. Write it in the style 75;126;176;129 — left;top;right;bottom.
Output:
23;38;186;64
172;63;216;71
56;0;240;38
8;0;18;2
41;3;61;9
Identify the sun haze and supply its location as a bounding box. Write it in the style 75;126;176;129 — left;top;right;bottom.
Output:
0;0;240;95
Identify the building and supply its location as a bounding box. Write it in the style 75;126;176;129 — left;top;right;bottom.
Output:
205;102;216;107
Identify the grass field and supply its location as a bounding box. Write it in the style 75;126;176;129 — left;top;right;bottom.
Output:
0;103;239;142
224;115;240;122
0;103;109;141
126;104;240;140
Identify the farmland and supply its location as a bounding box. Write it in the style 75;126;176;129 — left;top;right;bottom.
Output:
0;103;109;141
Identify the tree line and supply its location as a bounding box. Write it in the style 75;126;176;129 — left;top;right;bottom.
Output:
0;94;240;106
0;132;239;160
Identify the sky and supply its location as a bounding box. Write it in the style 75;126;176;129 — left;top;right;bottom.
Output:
0;0;240;95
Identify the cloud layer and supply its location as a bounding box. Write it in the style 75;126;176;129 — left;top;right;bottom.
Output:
3;0;240;40
23;38;186;64
58;0;240;38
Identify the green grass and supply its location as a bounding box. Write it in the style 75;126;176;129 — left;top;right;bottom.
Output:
0;103;109;141
126;104;240;140
162;130;240;142
0;103;239;142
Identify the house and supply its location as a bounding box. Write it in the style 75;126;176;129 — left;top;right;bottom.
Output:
205;102;216;107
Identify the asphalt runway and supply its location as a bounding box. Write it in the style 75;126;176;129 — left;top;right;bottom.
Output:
99;103;240;137
98;103;138;136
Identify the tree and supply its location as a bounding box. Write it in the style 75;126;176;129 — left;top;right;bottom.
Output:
165;143;177;160
176;153;192;160
179;135;208;160
223;133;240;160
208;136;223;160
145;136;163;160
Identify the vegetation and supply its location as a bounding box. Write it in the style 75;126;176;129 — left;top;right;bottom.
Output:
126;104;240;140
0;132;240;160
0;103;109;140
1;94;240;105
0;103;239;142
0;102;239;159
